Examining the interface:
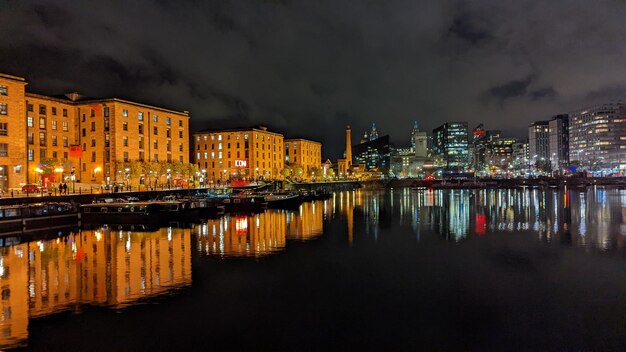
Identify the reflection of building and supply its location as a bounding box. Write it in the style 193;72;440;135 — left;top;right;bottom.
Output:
549;114;569;171
196;212;287;257
0;72;191;188
284;138;322;179
432;122;469;171
285;202;324;241
0;228;191;350
569;102;626;172
193;126;285;181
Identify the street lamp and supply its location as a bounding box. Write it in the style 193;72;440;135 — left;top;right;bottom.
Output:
125;167;130;189
166;168;171;188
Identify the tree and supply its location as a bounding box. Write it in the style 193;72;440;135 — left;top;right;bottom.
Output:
280;166;292;178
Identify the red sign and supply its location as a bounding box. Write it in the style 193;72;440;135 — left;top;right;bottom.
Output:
234;160;247;167
70;146;82;157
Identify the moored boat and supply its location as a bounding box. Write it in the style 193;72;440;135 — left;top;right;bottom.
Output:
0;202;79;236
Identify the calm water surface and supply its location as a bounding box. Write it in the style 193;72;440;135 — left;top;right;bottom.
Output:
1;188;625;351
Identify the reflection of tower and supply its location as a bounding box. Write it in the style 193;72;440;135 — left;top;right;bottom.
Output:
370;122;378;141
346;125;352;168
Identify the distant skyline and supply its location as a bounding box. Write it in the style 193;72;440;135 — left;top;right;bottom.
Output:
1;0;625;159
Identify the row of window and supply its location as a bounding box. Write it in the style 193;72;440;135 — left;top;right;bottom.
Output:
106;107;183;127
27;117;70;131
197;133;282;142
26;103;70;117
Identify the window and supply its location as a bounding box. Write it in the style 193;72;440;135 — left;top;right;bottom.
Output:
0;85;6;96
90;109;95;117
123;152;129;162
51;120;57;130
179;143;183;152
63;108;68;117
51;107;57;115
0;103;6;115
179;120;183;127
166;129;171;138
39;149;45;159
27;133;34;144
153;140;158;149
62;121;68;131
27;104;33;112
154;154;158;162
123;136;128;147
153;115;158;122
0;143;7;157
167;141;171;152
139;151;144;161
28;149;34;161
51;135;57;146
39;104;46;115
179;131;183;138
91;137;96;147
139;136;144;149
0;123;7;136
91;151;96;162
27;116;33;127
122;109;128;117
104;107;109;117
166;117;171;125
122;122;128;131
39;117;46;129
39;132;46;146
90;122;96;131
138;112;143;121
63;152;68;159
52;151;57;158
63;136;68;147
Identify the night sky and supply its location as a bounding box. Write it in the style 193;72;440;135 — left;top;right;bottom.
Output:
1;0;625;159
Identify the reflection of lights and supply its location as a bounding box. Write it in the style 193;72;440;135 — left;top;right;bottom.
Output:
236;216;248;235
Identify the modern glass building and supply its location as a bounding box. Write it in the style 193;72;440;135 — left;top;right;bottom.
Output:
432;122;469;171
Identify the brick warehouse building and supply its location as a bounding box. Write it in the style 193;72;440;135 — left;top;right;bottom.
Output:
0;72;190;190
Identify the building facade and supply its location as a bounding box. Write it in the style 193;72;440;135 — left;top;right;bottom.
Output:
0;73;28;190
548;114;569;172
528;121;550;166
0;72;191;189
284;138;322;179
193;126;284;182
432;122;469;171
353;134;391;174
569;102;626;173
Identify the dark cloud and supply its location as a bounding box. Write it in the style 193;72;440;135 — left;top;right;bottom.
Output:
0;0;625;158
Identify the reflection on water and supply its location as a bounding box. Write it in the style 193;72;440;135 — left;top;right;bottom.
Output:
0;189;624;349
0;228;192;349
195;202;327;257
335;188;626;252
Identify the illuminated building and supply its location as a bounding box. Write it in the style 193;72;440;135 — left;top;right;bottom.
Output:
568;102;626;173
0;72;190;189
432;122;469;172
512;141;529;174
337;125;353;177
353;134;391;174
0;73;28;189
193;126;284;181
548;114;569;172
390;121;431;178
284;138;322;179
528;121;550;168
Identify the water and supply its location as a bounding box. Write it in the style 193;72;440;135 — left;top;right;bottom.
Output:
1;188;625;351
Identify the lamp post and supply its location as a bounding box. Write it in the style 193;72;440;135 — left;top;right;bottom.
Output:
166;168;171;189
125;167;130;190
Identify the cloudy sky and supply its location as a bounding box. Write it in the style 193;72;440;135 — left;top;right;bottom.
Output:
1;0;625;158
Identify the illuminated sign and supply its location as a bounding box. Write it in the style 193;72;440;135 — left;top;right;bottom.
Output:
235;160;247;167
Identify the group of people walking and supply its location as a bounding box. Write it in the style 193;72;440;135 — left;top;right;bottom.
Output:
53;183;69;195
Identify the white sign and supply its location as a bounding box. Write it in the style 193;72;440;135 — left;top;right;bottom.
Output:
235;160;247;167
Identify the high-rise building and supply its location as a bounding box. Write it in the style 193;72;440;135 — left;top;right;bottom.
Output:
568;102;626;172
528;121;550;166
548;114;569;172
193;126;284;182
284;138;322;179
353;135;391;173
432;122;469;171
0;72;190;190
